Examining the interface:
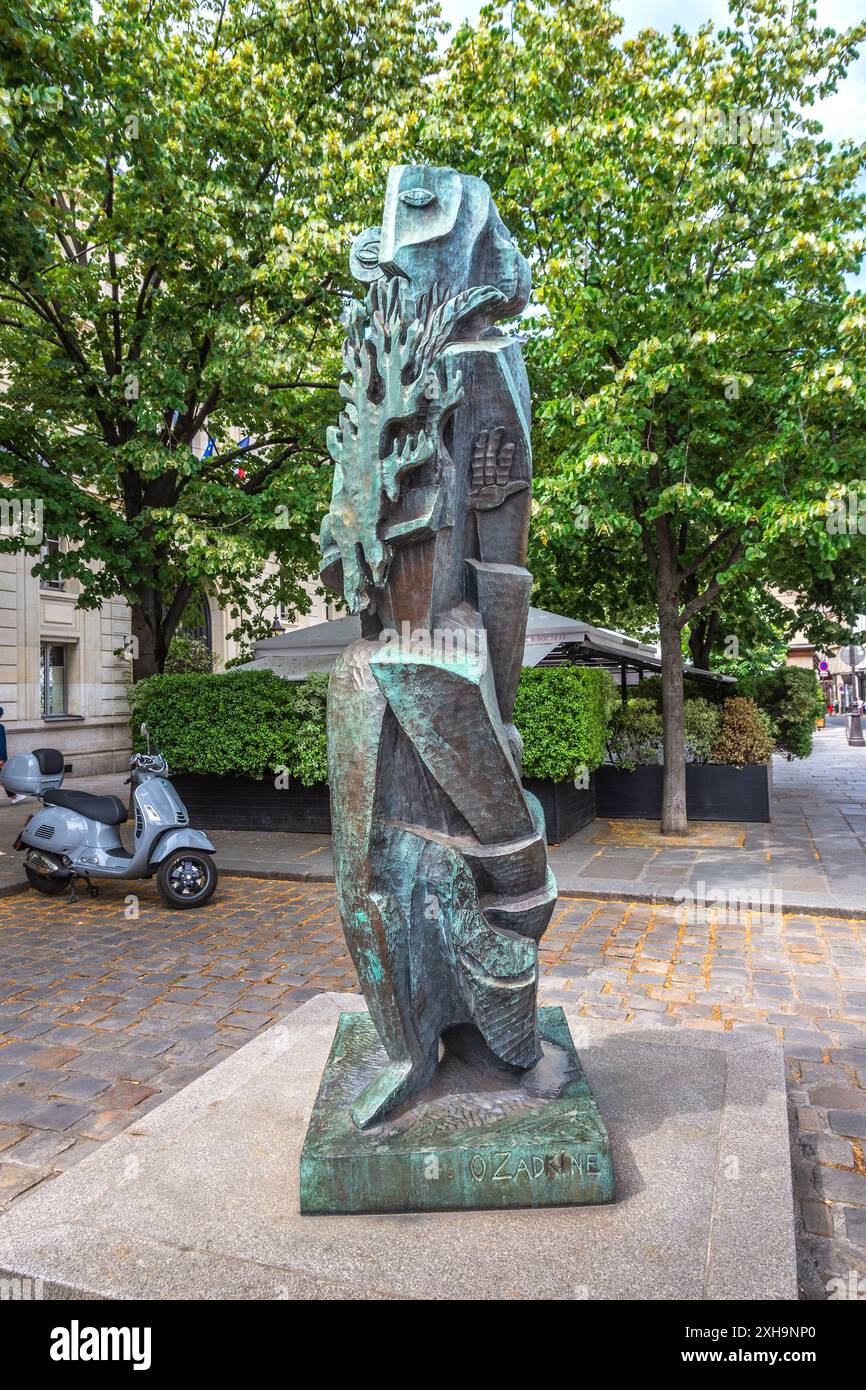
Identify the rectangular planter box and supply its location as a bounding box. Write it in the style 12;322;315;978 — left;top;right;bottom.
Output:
522;776;597;845
170;762;771;843
595;762;772;823
172;772;595;844
170;774;332;834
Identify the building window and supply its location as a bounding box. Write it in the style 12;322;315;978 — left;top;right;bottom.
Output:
39;539;66;591
41;643;68;717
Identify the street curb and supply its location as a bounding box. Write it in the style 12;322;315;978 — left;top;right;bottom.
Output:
553;882;866;921
2;865;857;922
221;865;334;884
216;865;864;922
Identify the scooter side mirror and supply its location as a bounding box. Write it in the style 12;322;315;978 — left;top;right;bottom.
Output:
140;722;151;753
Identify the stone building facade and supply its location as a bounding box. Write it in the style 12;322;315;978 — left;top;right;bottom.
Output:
0;545;132;774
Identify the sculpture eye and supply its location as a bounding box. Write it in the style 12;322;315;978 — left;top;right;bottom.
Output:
399;188;436;208
355;238;380;268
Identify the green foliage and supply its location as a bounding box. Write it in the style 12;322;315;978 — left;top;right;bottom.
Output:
434;0;866;824
224;649;254;670
0;0;442;674
606;699;664;771
630;673;728;709
512;666;616;782
436;0;866;617
129;670;329;784
684;699;723;765
711;698;776;767
738;665;825;759
164;637;213;674
134;662;618;789
608;691;768;766
640;662;823;760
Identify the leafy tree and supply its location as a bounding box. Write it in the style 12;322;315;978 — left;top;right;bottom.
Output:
0;0;441;676
164;635;213;675
436;0;866;831
529;526;658;639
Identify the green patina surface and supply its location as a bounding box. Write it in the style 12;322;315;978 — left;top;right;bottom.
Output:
300;1007;614;1215
319;276;503;614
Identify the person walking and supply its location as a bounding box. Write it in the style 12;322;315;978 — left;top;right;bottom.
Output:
0;708;27;804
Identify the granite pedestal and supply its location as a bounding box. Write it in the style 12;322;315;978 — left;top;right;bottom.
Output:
0;992;796;1300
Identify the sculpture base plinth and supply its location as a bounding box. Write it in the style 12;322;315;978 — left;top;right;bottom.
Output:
299;1007;614;1214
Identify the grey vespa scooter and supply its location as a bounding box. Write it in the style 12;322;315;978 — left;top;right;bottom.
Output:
1;725;218;908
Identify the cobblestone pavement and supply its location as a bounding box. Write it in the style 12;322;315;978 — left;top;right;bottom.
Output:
0;878;355;1206
0;880;864;1299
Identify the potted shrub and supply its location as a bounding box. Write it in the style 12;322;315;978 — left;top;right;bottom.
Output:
737;665;824;759
596;693;773;822
129;670;331;832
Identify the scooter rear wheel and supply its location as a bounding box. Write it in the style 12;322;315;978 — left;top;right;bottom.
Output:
156;850;218;909
25;865;73;895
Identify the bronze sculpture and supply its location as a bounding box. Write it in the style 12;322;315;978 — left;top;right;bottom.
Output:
301;166;612;1212
319;164;555;1126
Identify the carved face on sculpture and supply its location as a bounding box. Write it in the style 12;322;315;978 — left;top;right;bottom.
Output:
351;165;530;316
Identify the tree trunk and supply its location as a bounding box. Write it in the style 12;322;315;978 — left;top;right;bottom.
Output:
131;598;160;681
130;577;194;681
688;607;720;670
657;552;688;835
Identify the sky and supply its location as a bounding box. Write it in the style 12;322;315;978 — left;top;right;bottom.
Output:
438;0;866;147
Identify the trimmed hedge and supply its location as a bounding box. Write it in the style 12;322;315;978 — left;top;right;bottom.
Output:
512;666;617;782
129;664;617;789
129;669;329;785
683;698;723;764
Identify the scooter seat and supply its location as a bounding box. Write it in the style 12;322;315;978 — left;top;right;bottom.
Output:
43;789;129;826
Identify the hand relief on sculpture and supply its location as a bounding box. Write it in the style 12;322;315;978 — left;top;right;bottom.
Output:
319;165;557;1128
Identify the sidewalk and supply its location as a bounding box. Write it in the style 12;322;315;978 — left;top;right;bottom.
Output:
0;722;863;914
551;721;866;916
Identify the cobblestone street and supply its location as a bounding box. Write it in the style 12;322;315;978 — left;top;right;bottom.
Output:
0;878;864;1298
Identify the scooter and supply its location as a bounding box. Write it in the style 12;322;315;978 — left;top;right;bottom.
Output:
1;725;218;908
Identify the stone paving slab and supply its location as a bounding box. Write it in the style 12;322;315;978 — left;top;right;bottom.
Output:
0;881;863;1294
0;992;795;1301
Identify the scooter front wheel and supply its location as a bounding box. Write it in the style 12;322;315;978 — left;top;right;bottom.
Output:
25;865;73;895
156;850;218;909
